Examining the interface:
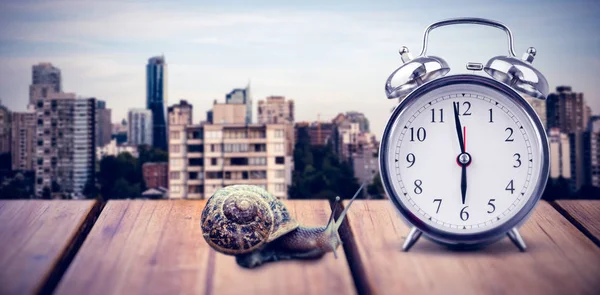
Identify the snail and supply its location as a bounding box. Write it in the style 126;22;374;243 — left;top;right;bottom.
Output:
201;184;364;268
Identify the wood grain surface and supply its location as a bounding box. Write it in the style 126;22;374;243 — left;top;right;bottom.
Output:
554;200;600;247
340;200;600;295
0;200;98;295
54;200;356;295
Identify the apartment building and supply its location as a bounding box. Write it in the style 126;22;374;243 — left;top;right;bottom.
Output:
11;112;36;171
34;93;95;197
168;123;292;199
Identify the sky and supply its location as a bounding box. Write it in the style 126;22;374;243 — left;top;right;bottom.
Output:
0;0;599;137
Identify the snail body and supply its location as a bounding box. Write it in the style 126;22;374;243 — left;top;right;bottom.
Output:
201;184;363;268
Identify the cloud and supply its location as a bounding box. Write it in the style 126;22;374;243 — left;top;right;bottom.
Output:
1;0;599;136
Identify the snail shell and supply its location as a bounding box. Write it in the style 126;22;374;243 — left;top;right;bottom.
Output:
201;185;299;255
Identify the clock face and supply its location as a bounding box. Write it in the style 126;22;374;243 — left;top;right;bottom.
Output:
381;76;548;237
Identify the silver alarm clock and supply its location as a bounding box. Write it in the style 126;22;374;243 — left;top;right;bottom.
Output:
380;18;550;251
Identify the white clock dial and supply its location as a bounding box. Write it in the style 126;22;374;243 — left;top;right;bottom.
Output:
382;82;544;235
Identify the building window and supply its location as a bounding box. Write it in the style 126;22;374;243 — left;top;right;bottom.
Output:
250;170;267;179
170;131;180;139
224;143;249;153
170;144;180;153
206;171;223;179
211;144;222;152
188;144;203;152
189;158;204;166
274;129;284;138
211;158;217;166
273;143;284;152
276;170;285;178
275;156;285;164
171;185;181;193
188;172;198;180
248;157;267;165
275;183;286;192
170;172;180;180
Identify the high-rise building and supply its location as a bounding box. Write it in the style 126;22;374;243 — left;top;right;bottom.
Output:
168;100;193;126
168;123;292;199
257;96;294;124
34;94;96;198
547;86;589;133
11;112;36;171
95;100;112;147
147;56;168;151
257;96;295;158
225;84;252;124
0;103;10;154
548;128;571;179
128;109;153;146
523;95;547;128
586;117;600;187
72;98;96;196
29;63;61;105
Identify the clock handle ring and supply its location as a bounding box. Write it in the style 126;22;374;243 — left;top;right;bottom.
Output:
419;17;517;57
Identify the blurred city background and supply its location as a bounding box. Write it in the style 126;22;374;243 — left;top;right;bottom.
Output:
0;0;598;201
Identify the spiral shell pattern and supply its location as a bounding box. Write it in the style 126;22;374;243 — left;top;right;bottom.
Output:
201;185;299;255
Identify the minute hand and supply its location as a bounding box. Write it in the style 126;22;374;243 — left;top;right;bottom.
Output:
453;102;465;153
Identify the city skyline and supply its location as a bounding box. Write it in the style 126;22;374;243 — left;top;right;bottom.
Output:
1;0;600;137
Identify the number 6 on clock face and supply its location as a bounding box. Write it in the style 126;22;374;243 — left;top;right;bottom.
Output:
380;75;549;247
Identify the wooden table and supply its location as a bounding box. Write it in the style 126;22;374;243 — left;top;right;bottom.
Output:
0;199;598;295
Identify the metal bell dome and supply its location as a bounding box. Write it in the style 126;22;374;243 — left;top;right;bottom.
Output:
385;47;450;99
484;48;549;99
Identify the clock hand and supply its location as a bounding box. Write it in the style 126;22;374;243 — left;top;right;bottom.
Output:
453;102;465;153
461;163;467;205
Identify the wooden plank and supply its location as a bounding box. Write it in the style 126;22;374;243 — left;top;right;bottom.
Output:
340;200;600;295
0;200;98;295
211;201;356;295
55;200;356;295
554;200;600;246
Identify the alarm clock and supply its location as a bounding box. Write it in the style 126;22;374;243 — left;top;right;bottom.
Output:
380;18;550;251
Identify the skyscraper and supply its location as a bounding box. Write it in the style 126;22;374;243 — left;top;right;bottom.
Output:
95;100;112;147
523;95;547;128
11;111;35;171
586;117;600;187
147;56;168;151
547;86;588;133
225;84;252;124
0;103;10;154
34;93;96;198
548;128;571;179
128;109;153;146
29;63;61;105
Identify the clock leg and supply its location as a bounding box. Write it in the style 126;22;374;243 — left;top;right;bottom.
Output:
402;227;422;251
507;227;527;252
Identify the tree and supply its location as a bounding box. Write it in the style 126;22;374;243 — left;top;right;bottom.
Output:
41;186;51;199
289;128;361;200
0;153;11;172
367;173;386;199
83;177;99;199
